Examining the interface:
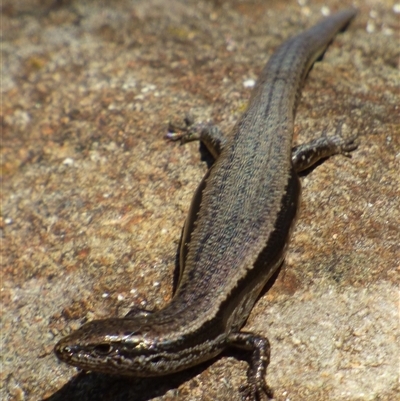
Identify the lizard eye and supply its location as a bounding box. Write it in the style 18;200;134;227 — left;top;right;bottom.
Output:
93;343;113;355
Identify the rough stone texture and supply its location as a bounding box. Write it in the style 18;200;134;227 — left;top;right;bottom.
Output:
1;1;399;400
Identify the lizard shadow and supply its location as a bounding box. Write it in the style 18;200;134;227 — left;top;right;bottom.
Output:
43;361;214;401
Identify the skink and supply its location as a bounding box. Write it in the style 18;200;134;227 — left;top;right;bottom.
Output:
55;9;357;400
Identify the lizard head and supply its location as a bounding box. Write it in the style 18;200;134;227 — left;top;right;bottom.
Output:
54;314;202;376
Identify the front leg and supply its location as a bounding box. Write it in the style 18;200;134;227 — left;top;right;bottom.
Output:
227;332;273;400
167;116;228;159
